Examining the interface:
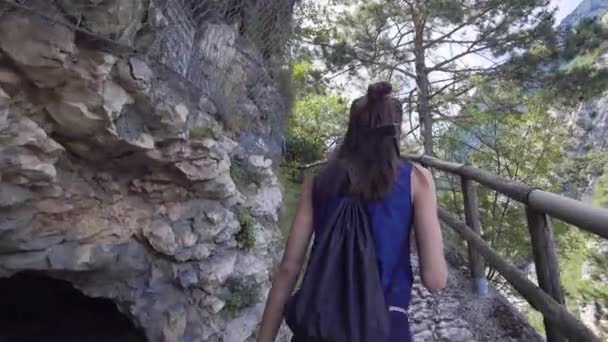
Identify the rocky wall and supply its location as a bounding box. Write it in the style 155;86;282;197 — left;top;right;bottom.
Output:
0;0;290;341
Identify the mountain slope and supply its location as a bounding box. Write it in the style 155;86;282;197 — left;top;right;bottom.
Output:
560;0;608;28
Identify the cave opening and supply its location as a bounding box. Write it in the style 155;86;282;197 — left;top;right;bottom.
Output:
0;272;147;342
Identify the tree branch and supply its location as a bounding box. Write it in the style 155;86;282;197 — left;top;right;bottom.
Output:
429;75;472;99
429;44;491;72
422;6;495;49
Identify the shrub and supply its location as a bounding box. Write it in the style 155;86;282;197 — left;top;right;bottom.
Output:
235;206;256;251
223;278;261;316
285;135;325;164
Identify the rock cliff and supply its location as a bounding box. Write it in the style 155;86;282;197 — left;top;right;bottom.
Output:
0;0;293;341
560;0;608;29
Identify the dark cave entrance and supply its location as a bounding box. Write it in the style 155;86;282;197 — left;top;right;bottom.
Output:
0;272;147;342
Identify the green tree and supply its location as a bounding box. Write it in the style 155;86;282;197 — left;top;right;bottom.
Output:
436;79;572;278
593;170;608;208
557;152;608;200
284;56;349;165
303;0;555;155
286;92;348;163
434;77;608;331
505;18;608;106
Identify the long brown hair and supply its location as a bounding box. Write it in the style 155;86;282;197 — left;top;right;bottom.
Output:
316;81;403;201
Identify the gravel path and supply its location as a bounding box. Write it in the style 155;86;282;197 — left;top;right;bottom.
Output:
408;254;543;342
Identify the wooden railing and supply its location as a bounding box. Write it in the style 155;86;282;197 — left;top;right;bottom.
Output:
406;154;608;342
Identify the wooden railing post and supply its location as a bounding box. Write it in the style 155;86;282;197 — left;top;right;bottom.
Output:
526;207;566;342
460;176;488;296
440;208;599;341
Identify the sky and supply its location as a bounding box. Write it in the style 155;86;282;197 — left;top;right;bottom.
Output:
553;0;584;23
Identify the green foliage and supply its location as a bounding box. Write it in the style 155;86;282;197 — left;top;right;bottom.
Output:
511;18;608;69
580;282;608;308
291;59;326;95
562;19;608;60
585;149;608;210
286;58;349;164
287;93;348;162
285;134;326;164
437;79;574;274
527;310;545;335
426;0;466;23
593;170;608;207
437;73;608;333
550;67;608;106
278;166;302;239
558;152;608;199
566;48;603;71
223;278;261;316
230;159;257;189
506;18;608;107
556;229;589;315
301;0;554;152
524;229;588;334
235;206;256;251
437;186;468;254
576;246;608;337
189;124;218;140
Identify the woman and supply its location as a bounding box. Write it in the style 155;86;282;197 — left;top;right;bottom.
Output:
257;82;448;342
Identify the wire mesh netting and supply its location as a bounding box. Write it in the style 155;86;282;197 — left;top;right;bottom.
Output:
0;0;297;96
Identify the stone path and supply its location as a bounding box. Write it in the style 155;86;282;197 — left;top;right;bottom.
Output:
408;254;542;342
276;252;543;342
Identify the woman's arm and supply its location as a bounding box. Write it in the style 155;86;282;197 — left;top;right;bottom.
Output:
412;164;448;290
257;177;315;342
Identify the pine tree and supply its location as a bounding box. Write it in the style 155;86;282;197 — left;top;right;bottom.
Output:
304;0;555;155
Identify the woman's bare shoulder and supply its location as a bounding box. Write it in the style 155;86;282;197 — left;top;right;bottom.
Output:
410;163;434;191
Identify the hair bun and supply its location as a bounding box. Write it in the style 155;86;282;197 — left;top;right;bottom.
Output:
367;81;393;101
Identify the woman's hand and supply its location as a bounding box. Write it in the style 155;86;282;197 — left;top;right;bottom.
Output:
257;177;315;342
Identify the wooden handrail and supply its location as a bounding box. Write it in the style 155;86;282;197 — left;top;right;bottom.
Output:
439;208;600;341
297;159;328;170
406;154;608;239
526;208;566;341
300;154;608;238
460;176;487;295
405;153;606;341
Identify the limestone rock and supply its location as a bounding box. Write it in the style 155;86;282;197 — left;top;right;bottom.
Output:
243;155;282;221
223;304;265;342
203;295;226;314
144;220;178;256
248;186;283;221
117;57;154;93
0;184;33;207
0;103;63;185
56;0;146;44
45;101;107;138
162;306;188;342
0;10;75;88
201;252;238;287
0;0;291;341
234;253;270;284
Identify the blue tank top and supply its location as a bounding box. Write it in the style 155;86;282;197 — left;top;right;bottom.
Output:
312;162;414;308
